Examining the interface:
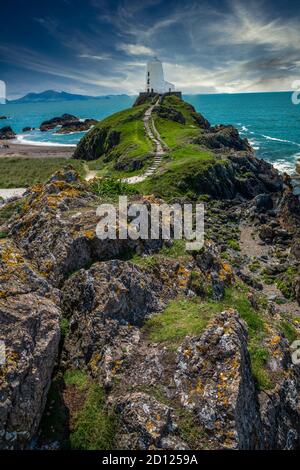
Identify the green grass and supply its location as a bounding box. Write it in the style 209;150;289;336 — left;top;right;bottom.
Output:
70;383;116;450
143;298;212;345
248;346;273;390
132;240;191;268
89;177;139;199
0;158;86;188
143;285;272;390
154;117;200;149
64;369;89;390
144;287;265;346
78;102;154;177
278;320;298;343
59;317;69;338
227;239;240;251
0;199;24;224
136;150;216;200
276;266;299;300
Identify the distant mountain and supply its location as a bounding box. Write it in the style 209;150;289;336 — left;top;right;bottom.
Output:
9;90;129;104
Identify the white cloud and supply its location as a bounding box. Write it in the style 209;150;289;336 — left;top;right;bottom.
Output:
201;2;300;52
118;43;154;56
78;54;111;60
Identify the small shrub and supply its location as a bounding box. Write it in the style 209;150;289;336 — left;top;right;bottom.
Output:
89;177;138;198
227;239;240;251
278;320;298;343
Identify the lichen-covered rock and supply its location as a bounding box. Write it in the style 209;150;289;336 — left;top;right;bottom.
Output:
258;331;300;449
114;392;187;450
0;242;61;449
61;260;163;384
174;310;263;449
9;171;163;286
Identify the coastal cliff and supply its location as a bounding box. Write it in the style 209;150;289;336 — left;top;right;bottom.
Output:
0;97;299;450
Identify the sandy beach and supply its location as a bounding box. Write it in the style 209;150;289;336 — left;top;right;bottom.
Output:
0;140;75;159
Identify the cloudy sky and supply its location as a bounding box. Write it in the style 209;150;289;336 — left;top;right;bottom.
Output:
1;0;299;98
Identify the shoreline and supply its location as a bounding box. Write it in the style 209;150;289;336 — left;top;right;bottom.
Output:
0;140;74;159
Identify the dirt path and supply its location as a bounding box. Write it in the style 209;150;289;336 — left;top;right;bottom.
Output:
122;98;168;184
239;222;300;316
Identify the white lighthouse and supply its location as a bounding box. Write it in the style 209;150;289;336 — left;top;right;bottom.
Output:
146;58;175;94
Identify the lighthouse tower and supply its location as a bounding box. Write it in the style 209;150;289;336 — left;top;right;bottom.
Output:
146;58;175;94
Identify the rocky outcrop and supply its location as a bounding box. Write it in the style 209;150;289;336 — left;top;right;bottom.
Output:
0;126;16;140
40;114;78;132
114;153;152;172
195;125;252;152
114;393;188;450
258;331;300;449
176;154;283;200
61;260;163;384
159;95;210;129
174;310;263;449
22;127;35;132
0;242;61;449
153;106;186;125
73;126;120;161
8;170;163;287
56;119;98;134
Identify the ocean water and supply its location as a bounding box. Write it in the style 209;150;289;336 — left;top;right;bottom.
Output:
0;92;299;173
186;92;300;174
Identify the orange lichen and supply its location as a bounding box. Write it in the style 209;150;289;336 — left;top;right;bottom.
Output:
84;230;95;239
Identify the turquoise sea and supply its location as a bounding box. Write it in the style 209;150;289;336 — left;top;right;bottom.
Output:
0;92;299;173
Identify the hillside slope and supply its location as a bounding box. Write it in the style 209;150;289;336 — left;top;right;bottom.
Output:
74;95;281;200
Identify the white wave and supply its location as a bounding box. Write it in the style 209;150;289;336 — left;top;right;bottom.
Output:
241;125;249;132
248;139;260;150
13;135;76;147
272;156;298;174
261;134;300;146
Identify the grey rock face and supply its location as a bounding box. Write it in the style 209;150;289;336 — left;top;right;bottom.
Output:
174;310;264;449
258;334;300;449
9;175;163;287
114;392;188;450
61;260;163;383
0;242;61;449
195;125;252;152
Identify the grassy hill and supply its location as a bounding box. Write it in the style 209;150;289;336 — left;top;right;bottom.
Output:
74;94;254;200
74;100;155;177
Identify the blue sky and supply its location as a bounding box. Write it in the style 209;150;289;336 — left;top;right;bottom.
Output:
1;0;300;98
